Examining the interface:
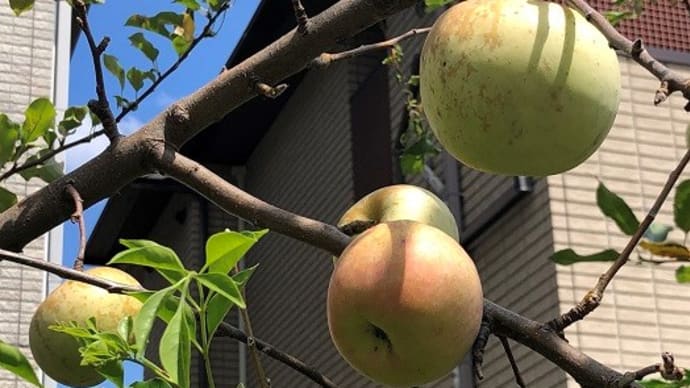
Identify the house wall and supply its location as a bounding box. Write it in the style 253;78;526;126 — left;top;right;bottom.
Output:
551;57;690;386
242;62;364;387
0;0;63;386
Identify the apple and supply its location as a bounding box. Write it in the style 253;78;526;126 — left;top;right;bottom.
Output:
338;184;459;241
420;0;620;176
327;220;483;386
29;266;143;387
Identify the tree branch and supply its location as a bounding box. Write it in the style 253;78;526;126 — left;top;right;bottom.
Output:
217;322;338;387
291;0;309;34
0;0;418;252
0;128;106;183
311;27;431;68
549;148;690;331
568;0;690;108
154;149;350;256
498;335;525;388
73;0;119;141
115;2;231;122
65;183;86;271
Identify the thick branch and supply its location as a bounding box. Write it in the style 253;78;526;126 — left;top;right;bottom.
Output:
154;149;350;256
0;0;417;251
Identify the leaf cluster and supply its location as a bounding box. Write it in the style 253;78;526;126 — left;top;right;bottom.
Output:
551;180;690;284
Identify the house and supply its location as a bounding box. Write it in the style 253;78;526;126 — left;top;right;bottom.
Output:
85;0;690;387
0;0;72;386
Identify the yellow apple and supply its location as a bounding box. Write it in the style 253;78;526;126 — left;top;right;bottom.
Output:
29;266;143;387
328;220;483;386
338;184;459;240
420;0;620;176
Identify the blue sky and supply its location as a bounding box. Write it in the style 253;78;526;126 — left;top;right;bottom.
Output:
63;0;259;385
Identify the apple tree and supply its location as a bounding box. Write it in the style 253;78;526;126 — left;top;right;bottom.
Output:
0;0;690;387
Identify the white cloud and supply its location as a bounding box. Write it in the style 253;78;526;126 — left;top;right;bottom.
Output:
65;115;144;172
153;91;177;109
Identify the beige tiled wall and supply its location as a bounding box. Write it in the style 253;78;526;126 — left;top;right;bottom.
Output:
0;0;56;385
550;56;690;385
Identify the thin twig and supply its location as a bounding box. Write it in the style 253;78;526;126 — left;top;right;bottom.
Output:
0;248;143;293
311;27;431;68
498;335;526;388
115;2;230;122
217;322;337;388
0;246;337;386
73;0;119;141
0;129;105;182
568;0;690;108
621;352;684;386
472;311;493;380
292;0;309;34
549;148;690;331
65;183;86;271
235;265;270;388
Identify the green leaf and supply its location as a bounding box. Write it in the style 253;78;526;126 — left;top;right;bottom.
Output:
205;293;233;339
8;0;34;15
604;10;634;26
171;35;191;56
0;114;20;165
676;266;690;283
22;98;55;143
109;240;186;284
159;293;191;387
639;369;690;387
424;0;454;12
118;316;133;344
97;360;124;388
114;96;134;111
643;223;673;242
0;339;41;386
130;378;173;388
103;54;126;91
550;249;619;265
205;229;267;274
132;287;173;358
400;153;424;175
0;187;18;213
126;67;146;92
128;33;160;63
596;181;640;235
58;106;89;135
175;0;200;10
125;12;184;39
674;180;690;233
195;273;245;308
18;151;63;183
232;264;259;287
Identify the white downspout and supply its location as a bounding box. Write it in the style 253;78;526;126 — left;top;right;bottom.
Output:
42;1;71;387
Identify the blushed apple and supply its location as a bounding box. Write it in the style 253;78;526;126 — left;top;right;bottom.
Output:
327;220;483;386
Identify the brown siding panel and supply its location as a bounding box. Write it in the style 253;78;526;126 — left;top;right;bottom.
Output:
243;63;365;387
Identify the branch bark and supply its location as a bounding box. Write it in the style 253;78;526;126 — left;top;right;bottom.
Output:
0;0;417;251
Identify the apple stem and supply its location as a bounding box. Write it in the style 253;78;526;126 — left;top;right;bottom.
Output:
65;183;86;272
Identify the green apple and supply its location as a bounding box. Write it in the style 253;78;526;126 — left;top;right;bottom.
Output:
338;184;459;240
420;0;620;176
29;266;143;387
328;220;483;386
